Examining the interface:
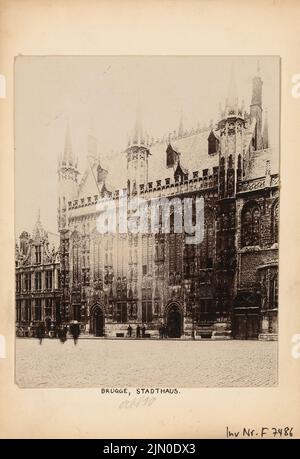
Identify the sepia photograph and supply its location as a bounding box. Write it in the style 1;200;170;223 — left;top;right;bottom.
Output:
14;55;280;388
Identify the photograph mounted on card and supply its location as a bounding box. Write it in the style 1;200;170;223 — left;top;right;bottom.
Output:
14;55;280;388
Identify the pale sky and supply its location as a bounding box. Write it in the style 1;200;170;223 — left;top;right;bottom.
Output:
15;56;280;237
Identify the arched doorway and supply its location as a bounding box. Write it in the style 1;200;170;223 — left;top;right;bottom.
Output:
91;305;105;337
166;303;182;338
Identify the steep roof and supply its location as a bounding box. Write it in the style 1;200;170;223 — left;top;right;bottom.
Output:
75;117;278;198
147;129;219;183
246;148;279;180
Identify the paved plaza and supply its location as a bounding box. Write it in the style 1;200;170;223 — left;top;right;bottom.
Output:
15;338;278;388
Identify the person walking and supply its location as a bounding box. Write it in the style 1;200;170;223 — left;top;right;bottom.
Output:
158;324;162;339
69;321;80;345
36;322;45;345
58;325;67;343
136;324;141;339
127;324;132;338
163;324;168;339
141;324;146;338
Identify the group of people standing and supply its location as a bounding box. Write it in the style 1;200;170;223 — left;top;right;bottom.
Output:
126;323;169;339
31;321;170;342
126;324;147;338
158;323;169;339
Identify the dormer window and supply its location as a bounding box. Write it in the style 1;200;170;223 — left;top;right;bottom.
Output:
208;130;218;155
97;163;108;183
166;143;180;168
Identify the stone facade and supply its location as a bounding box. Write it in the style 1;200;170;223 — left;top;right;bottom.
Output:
16;65;279;340
15;214;61;335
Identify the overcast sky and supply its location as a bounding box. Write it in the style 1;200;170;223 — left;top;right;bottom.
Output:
15;56;280;237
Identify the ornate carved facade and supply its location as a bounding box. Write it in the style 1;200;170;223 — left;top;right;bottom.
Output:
16;65;279;340
15;214;61;333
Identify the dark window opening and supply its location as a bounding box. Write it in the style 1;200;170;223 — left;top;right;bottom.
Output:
142;301;152;323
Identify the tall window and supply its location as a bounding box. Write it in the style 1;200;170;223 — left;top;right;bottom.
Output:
16;273;22;292
116;302;127;323
45;298;52;317
35;271;42;291
142;302;152;323
45;270;52;290
35;299;42;321
35;245;41;264
73;305;81;322
198;299;215;322
219;157;225;198
25;272;31;291
200;210;215;268
16;300;22;322
25;300;31;322
241;203;261;247
271;275;278;309
227;155;235;196
272;201;279;243
73;240;80;283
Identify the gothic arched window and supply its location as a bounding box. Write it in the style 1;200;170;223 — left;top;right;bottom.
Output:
71;232;81;284
241;203;261;247
219;157;225;198
227;155;235;196
270;274;278;309
199;209;215;268
272;201;279;243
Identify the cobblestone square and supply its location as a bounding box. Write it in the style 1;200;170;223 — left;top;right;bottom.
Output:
16;338;278;388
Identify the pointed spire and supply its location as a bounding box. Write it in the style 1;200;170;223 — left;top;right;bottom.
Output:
263;108;269;149
63;121;73;166
33;209;47;240
251;62;263;106
226;63;238;114
178;111;184;137
132;100;144;145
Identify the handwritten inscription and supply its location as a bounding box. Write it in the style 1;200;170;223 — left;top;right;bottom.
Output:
226;426;294;438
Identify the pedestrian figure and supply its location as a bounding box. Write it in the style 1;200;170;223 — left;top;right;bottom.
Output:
163;324;168;339
36;322;45;345
141;324;146;338
69;321;80;345
58;325;67;343
48;322;55;339
136;324;141;339
127;324;132;338
159;324;163;339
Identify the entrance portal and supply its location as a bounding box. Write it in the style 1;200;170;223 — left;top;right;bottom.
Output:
91;306;105;337
233;292;261;340
166;304;182;338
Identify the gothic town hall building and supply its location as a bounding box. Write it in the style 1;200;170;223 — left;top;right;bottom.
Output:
17;66;279;340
